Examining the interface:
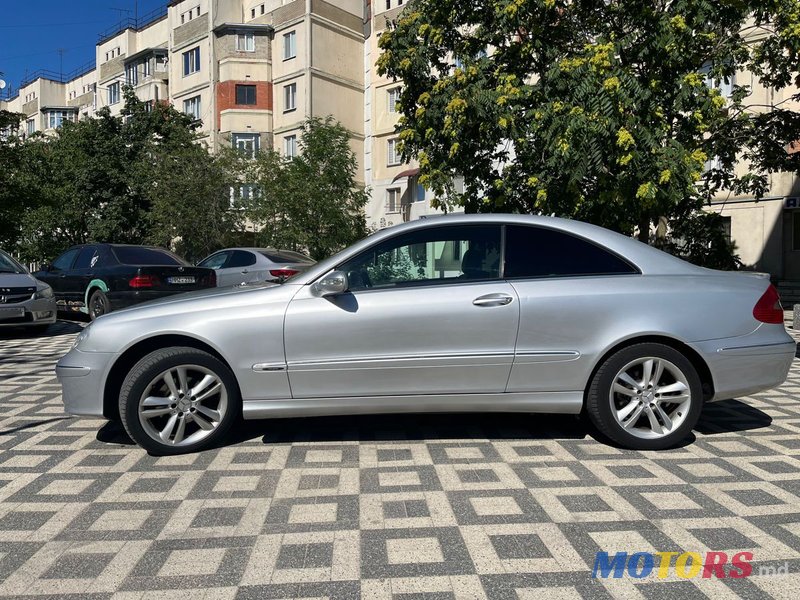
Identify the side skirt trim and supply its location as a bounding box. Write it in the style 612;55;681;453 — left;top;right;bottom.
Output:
241;391;583;419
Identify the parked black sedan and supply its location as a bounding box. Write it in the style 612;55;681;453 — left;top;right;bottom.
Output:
35;244;216;320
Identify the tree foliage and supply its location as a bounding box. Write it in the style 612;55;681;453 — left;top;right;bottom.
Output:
8;88;242;263
378;0;800;268
244;116;369;260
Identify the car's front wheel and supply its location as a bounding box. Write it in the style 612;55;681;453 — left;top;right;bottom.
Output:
586;343;703;450
119;347;240;455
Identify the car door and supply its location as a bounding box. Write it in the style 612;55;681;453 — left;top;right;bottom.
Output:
39;247;81;304
284;224;520;398
69;245;98;306
219;250;259;286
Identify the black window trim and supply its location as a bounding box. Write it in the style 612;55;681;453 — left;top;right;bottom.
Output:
334;223;505;293
501;223;641;281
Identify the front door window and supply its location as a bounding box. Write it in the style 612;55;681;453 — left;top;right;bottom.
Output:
339;225;502;291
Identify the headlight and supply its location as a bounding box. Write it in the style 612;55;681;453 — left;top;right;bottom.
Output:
34;285;54;299
72;328;91;349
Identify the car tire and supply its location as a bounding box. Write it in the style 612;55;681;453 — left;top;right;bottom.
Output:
88;289;111;321
586;343;703;450
118;347;240;455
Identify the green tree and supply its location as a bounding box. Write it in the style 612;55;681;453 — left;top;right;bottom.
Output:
13;87;243;263
245;116;369;260
378;0;800;268
0;110;24;251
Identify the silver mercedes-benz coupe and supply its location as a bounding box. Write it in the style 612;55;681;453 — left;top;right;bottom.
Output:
56;214;795;454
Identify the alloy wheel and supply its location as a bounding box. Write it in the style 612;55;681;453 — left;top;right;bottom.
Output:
138;364;228;447
608;356;692;439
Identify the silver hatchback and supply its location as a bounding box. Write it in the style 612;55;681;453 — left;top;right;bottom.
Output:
56;215;795;454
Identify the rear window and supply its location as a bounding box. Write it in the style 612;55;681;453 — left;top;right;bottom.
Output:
112;246;185;266
259;250;314;264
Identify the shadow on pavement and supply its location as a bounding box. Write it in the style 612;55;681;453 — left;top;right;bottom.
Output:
694;398;772;435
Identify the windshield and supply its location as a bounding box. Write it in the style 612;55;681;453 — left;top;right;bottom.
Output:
0;251;27;274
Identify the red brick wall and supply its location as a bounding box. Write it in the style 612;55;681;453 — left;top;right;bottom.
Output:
216;81;273;129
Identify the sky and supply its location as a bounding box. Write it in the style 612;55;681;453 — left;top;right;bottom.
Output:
0;0;167;97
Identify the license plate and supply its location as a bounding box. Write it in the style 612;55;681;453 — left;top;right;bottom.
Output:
167;276;195;285
0;308;24;321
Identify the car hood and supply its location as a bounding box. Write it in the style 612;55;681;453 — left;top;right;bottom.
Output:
116;281;283;313
0;272;38;288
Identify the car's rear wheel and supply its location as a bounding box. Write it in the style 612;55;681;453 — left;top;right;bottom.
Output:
88;290;110;321
119;347;240;455
586;343;703;450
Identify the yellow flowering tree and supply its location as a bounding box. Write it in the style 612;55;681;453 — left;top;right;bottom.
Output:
378;0;800;268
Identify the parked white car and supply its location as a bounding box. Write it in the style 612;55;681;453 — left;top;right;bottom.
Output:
197;248;315;287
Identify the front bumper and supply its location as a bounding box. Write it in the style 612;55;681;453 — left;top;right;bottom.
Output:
56;348;116;417
0;297;57;327
693;333;796;401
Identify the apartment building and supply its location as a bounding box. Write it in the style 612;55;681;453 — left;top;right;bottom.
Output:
2;1;797;279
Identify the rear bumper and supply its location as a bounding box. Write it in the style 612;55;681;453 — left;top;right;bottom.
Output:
56;348;115;417
693;332;796;401
0;297;58;327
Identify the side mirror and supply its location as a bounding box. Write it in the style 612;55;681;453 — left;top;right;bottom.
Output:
40;263;51;273
312;270;349;297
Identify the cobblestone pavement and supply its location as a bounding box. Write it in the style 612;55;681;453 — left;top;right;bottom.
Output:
0;320;800;599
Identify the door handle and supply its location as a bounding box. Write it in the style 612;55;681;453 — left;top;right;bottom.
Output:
59;274;66;278
241;269;249;274
473;293;513;307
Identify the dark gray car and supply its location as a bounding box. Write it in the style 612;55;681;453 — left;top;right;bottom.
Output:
0;250;57;331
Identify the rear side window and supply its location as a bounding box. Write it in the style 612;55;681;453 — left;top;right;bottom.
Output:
112;246;184;266
504;225;637;279
198;252;230;269
259;250;314;264
73;246;98;269
226;250;257;268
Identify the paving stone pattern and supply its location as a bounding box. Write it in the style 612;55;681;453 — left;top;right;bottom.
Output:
0;320;799;598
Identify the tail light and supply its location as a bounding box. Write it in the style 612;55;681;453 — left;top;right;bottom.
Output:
200;271;216;287
270;268;299;280
129;274;159;289
753;284;784;324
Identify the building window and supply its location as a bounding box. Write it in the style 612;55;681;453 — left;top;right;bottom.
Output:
387;86;401;113
283;31;297;59
387;138;401;165
284;134;297;158
720;216;732;244
182;47;200;76
183;95;201;120
284;83;296;112
232;133;260;158
143;101;154;113
385;0;390;9
386;188;401;213
261;4;265;14
26;119;35;136
413;179;425;203
143;58;151;78
47;110;73;129
235;84;257;105
108;82;120;105
236;32;255;52
125;63;138;86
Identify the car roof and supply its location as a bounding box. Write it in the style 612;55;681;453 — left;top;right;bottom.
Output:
292;213;703;284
